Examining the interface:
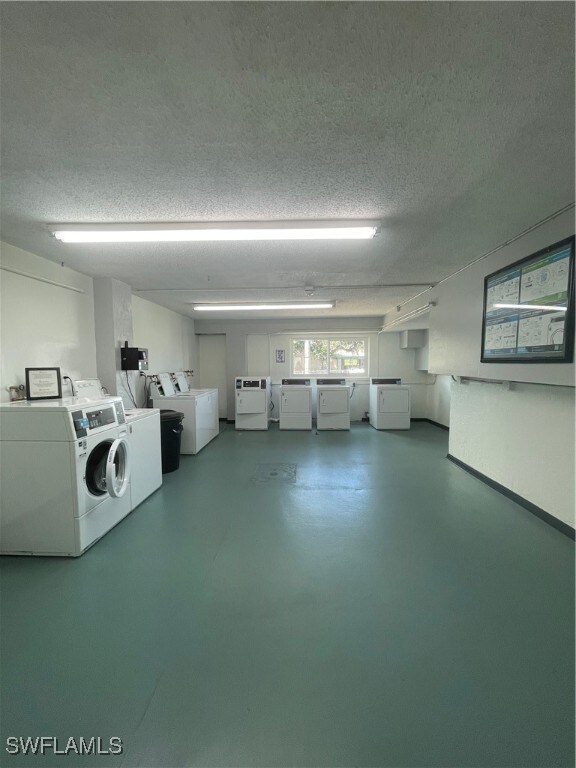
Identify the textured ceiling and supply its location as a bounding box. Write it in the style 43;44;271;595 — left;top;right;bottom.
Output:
1;2;574;321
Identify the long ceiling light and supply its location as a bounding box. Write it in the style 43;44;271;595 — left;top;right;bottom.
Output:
50;222;380;243
193;303;334;311
494;303;567;312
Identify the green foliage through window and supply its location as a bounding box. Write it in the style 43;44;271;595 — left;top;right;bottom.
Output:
291;338;366;376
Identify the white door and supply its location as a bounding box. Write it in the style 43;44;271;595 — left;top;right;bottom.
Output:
236;390;266;414
379;388;409;413
319;389;349;414
198;334;227;418
281;389;311;414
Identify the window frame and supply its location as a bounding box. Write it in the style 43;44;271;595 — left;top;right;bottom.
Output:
289;335;369;378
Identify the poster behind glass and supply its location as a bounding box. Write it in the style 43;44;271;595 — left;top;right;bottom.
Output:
481;236;574;363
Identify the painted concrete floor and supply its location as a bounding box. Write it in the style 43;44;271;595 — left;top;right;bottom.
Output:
1;423;574;768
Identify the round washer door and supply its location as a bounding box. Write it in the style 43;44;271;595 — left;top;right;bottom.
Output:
106;438;130;498
85;437;130;498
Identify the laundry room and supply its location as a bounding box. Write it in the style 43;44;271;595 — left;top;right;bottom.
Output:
0;3;574;768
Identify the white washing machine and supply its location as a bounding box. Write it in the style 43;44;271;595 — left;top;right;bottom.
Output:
75;378;162;508
369;379;411;430
316;378;351;430
280;379;312;430
152;386;219;454
0;397;131;556
235;377;271;430
124;409;163;509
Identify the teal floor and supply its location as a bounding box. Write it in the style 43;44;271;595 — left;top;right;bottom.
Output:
1;423;574;767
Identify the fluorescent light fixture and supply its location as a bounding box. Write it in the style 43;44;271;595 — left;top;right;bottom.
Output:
494;303;567;312
193;303;334;311
50;222;379;243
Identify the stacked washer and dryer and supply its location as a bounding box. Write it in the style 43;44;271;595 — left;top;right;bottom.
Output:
0;396;133;556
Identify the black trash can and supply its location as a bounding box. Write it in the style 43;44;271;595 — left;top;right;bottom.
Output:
160;410;185;473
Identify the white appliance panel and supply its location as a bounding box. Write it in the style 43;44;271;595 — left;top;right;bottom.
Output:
319;389;349;414
316;385;351;430
236;390;266;415
379;388;410;413
279;386;312;430
1;441;78;554
126;411;162;509
74;379;106;399
281;389;311;414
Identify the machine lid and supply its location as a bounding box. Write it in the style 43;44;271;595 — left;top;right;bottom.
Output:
158;373;177;397
174;372;190;393
0;395;122;412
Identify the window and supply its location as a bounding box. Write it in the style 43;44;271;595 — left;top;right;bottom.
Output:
291;338;367;377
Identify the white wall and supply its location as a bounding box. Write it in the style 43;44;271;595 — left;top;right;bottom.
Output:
450;379;574;527
0;242;97;401
409;209;574;385
425;375;452;427
0;243;197;409
132;295;197;407
377;332;435;419
132;295;197;373
390;209;574;525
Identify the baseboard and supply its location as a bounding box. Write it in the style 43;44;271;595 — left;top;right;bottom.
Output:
411;418;449;431
447;454;575;540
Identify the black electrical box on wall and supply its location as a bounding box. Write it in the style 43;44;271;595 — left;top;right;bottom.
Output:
121;345;149;371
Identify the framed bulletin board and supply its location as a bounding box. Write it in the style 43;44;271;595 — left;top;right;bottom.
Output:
481;236;575;363
25;367;63;400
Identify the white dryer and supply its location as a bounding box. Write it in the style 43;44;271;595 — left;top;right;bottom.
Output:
316;378;351;430
0;397;131;556
235;377;271;430
280;379;312;430
369;379;411;430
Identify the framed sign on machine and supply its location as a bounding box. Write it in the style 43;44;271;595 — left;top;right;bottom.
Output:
481;236;575;363
25;367;63;400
